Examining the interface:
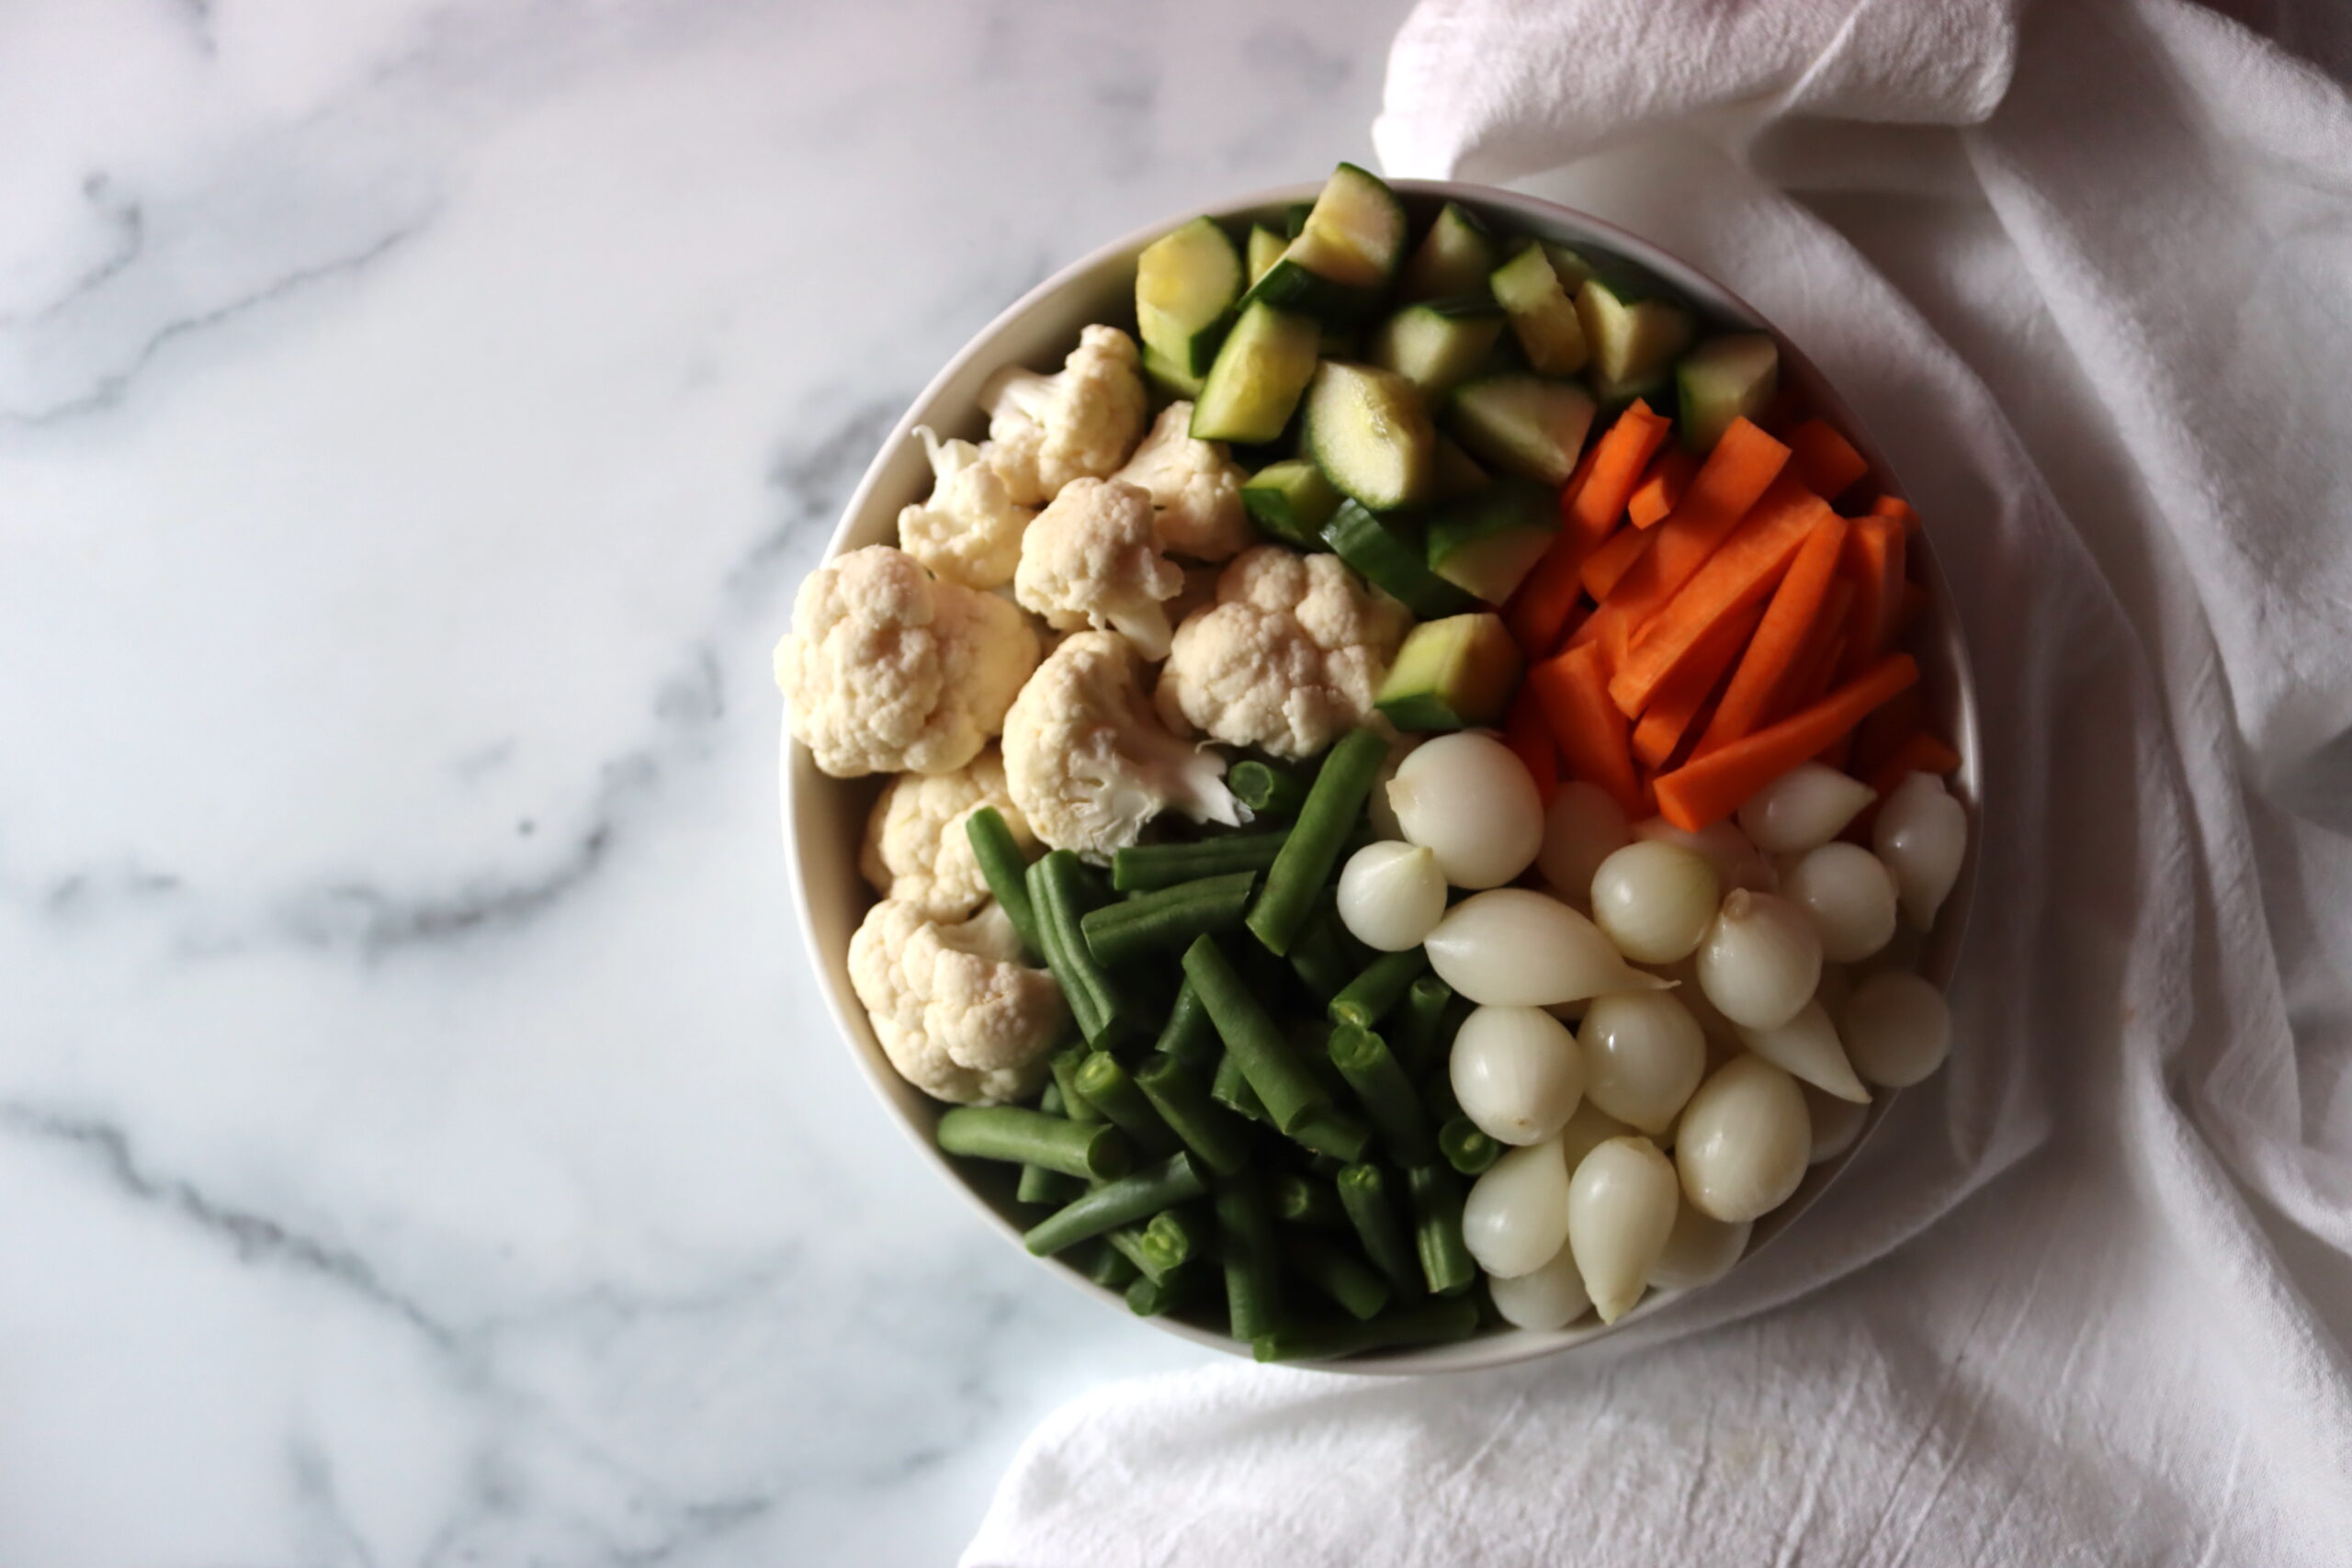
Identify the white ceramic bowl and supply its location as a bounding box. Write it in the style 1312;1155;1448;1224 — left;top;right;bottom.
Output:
781;180;1981;1374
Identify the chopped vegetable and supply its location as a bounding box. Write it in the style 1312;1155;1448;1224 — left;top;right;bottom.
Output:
1336;1163;1426;1300
1675;333;1779;453
1251;1295;1480;1362
1246;727;1389;955
1319;502;1479;620
1245;164;1408;322
1695;513;1849;754
1489;243;1589;375
1133;1051;1254;1175
1425;480;1563;606
1229;758;1311;818
1136;217;1244;380
1627;446;1695;528
1023;1152;1211;1256
964;806;1042;957
1448;374;1597;485
1370;296;1508;395
1239;458;1341;551
1838;513;1909;680
938;1105;1135;1179
1079;868;1256;968
1191;301;1320;443
1305;361;1437;510
1528;641;1645;817
1376;612;1524;731
1576;274;1696;405
1288;1231;1395;1321
1629;601;1765;770
1786;416;1869;498
1182;934;1334;1131
1394;200;1498;303
1111;829;1287;893
1502;687;1560;804
1329;947;1432;1030
1652;653;1918;830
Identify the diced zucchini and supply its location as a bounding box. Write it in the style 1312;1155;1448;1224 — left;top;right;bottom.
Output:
1240;458;1340;550
1136;218;1244;380
1541;243;1601;293
1247;225;1287;288
1376;612;1524;731
1577;276;1697;405
1303;361;1436;512
1430;434;1490;501
1320;502;1478;620
1425;479;1562;604
1369;297;1507;397
1395;202;1498;304
1284;201;1314;239
1144;344;1205;399
1192;301;1321;445
1318;324;1361;359
1447;374;1597;486
1244;164;1410;324
1490;243;1589;377
1676;333;1779;453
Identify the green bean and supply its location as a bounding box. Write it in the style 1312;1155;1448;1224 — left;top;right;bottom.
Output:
1250;1296;1480;1363
1286;1233;1392;1322
1246;728;1388;955
1182;935;1332;1134
1290;1103;1374;1163
1337;1163;1425;1301
1112;830;1289;893
1153;980;1221;1072
1080;870;1256;968
936;1105;1135;1180
1326;1024;1435;1167
1214;1169;1283;1341
1393;975;1457;1079
1329;948;1430;1031
1288;905;1355;1002
1072;1052;1182;1158
1230;758;1312;818
1105;1225;1177;1283
1028;851;1140;1050
1305;1151;1346;1179
1127;1263;1211;1318
1406;1164;1479;1296
1268;1171;1348;1230
1023;1153;1211;1257
1133;1053;1253;1176
1423;1059;1464;1125
1146;1205;1209;1269
964;807;1040;957
1049;1044;1102;1125
1077;1238;1141;1290
1016;1081;1086;1206
1438;1115;1503;1176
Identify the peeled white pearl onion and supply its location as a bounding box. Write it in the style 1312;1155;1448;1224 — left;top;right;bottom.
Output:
1804;1081;1870;1164
1736;762;1878;853
1555;1098;1636;1172
1872;773;1968;930
1487;1241;1591;1330
1578;991;1706;1134
1567;1135;1679;1322
1590;840;1720;964
1675;1055;1812;1222
1736;999;1869;1104
1387;732;1544;889
1336;841;1447;952
1634;817;1777;894
1424;889;1669;1007
1696;890;1822;1030
1463;1138;1571;1278
1450;1006;1585;1145
1538;782;1630;909
1780;842;1899;963
1840;971;1952;1087
1648;1201;1752;1290
1365;738;1418;841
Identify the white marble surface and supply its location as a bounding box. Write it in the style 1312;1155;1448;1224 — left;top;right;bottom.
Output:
0;2;1408;1560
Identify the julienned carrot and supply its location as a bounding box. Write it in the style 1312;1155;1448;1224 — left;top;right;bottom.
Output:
1567;400;1670;542
1871;494;1920;532
1528;643;1643;817
1627;448;1694;529
1786;419;1868;500
1593;423;1794;636
1694;513;1848;755
1758;382;1808;438
1838;515;1908;681
1849;682;1927;777
1507;413;1654;654
1653;655;1919;830
1631;602;1764;770
1865;730;1962;795
1580;525;1653;604
1775;581;1852;720
1609;485;1833;718
1502;686;1559;805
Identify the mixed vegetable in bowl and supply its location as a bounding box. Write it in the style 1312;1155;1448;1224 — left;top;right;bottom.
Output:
775;164;1970;1362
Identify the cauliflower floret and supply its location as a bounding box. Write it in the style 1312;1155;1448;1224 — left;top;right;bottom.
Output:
1001;629;1241;861
775;545;1040;778
1157;546;1412;760
1012;478;1182;660
859;748;1035;919
896;426;1035;590
982;324;1148;506
849;899;1065;1104
1113;401;1257;561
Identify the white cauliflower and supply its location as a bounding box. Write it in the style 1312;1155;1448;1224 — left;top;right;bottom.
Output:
775;545;1040;778
981;324;1148;506
849;899;1066;1104
1157;546;1412;760
859;748;1035;919
896;426;1035;590
1113;401;1257;561
1001;629;1241;862
1012;478;1182;660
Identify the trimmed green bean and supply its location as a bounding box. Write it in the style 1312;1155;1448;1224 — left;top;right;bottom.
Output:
964;807;1041;957
1246;727;1388;955
1230;758;1311;818
1146;1205;1209;1269
1078;1238;1141;1290
1423;1060;1464;1125
1153;980;1221;1071
1329;948;1431;1031
1250;1296;1480;1363
1327;1023;1435;1167
1269;1171;1349;1230
1438;1115;1503;1176
1072;1052;1182;1158
1287;1233;1393;1322
1406;1163;1479;1296
937;1105;1135;1180
1288;905;1355;1002
1049;1045;1103;1125
1182;935;1333;1134
1080;870;1256;968
1290;1103;1374;1164
1028;851;1139;1050
1133;1052;1253;1176
1211;1051;1271;1122
1023;1153;1211;1257
1127;1263;1210;1318
1215;1169;1283;1341
1337;1163;1425;1301
1393;975;1457;1079
1105;1225;1176;1283
1017;1081;1085;1206
1112;831;1289;894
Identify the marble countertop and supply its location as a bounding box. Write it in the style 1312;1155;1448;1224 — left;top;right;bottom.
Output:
0;1;1408;1560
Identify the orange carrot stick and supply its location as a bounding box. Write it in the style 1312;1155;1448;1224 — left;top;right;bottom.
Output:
1566;400;1670;543
1838;514;1908;681
1775;581;1853;721
1786;418;1869;500
1849;682;1927;777
1865;730;1962;795
1631;602;1765;770
1580;524;1653;603
1502;686;1559;805
1694;513;1848;755
1528;642;1644;817
1652;655;1920;829
1871;494;1920;532
1627;447;1695;529
1595;423;1794;635
1507;412;1661;654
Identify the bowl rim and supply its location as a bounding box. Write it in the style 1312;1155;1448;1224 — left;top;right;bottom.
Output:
781;176;1983;1375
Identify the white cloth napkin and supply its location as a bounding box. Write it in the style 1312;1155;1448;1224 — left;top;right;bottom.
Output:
967;2;2352;1561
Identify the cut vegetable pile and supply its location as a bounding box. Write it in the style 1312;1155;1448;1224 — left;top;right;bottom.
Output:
775;165;1972;1363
